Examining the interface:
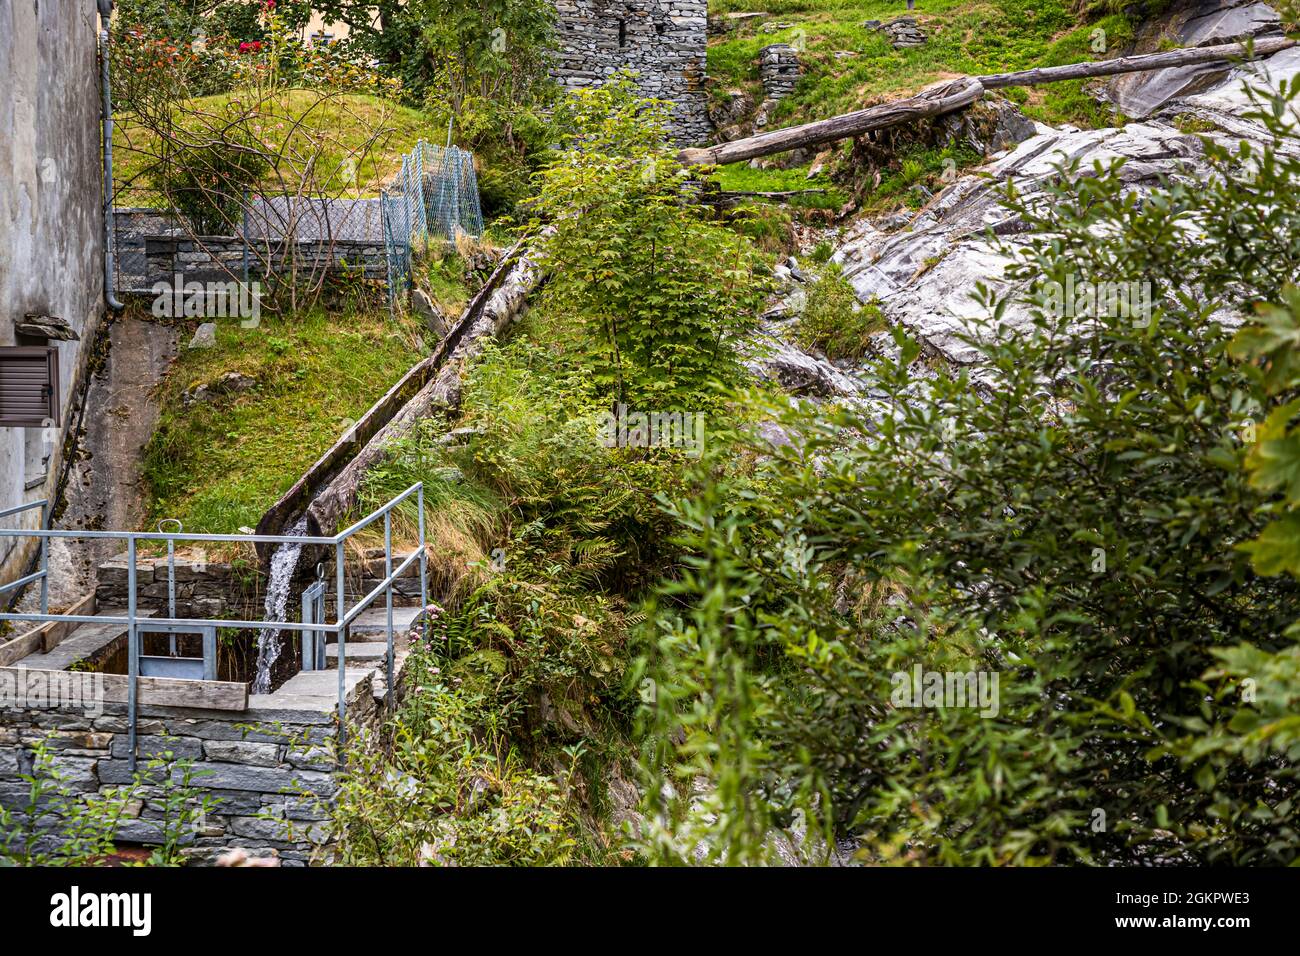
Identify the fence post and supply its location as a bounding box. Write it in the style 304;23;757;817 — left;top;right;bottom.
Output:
242;190;250;284
384;510;393;710
38;501;48;617
127;536;138;774
336;541;347;751
418;484;429;650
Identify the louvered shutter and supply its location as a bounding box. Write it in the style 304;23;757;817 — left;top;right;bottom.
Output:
0;347;60;427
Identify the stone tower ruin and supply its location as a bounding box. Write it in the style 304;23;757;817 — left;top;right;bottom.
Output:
551;0;711;145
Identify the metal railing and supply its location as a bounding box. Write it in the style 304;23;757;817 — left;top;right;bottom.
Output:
0;500;50;616
0;484;429;771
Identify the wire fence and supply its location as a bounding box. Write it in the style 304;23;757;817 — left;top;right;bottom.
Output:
381;141;485;309
110;140;483;310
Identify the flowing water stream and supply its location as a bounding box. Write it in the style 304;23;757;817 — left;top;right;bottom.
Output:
251;516;310;695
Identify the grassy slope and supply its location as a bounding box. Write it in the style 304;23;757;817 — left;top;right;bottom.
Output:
114;90;431;202
708;0;1136;130
141;307;426;537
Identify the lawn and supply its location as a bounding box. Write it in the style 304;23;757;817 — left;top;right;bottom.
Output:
113;90;433;205
141;307;427;538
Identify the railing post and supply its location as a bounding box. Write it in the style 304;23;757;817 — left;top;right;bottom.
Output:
127;536;138;774
384;511;393;710
166;537;177;656
38;501;48;617
418;484;428;649
335;541;347;751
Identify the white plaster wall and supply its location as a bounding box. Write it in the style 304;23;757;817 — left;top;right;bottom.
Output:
0;0;106;591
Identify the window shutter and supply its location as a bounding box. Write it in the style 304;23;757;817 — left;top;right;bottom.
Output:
0;346;60;427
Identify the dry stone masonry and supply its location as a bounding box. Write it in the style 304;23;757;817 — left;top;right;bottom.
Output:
552;0;711;144
759;44;801;101
866;16;928;49
0;673;382;865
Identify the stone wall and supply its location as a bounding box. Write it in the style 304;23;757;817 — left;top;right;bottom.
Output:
759;44;801;101
0;1;106;586
0;673;381;865
143;233;388;290
552;0;711;144
95;553;425;620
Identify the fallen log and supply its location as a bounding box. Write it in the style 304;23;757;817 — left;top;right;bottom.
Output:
978;36;1295;89
253;240;532;558
716;188;827;200
301;247;543;543
677;36;1296;168
679;77;985;167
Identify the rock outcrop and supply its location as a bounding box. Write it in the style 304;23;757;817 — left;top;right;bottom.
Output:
1107;0;1284;116
827;33;1300;370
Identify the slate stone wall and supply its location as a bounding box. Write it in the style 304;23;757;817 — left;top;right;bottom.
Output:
0;675;382;865
552;0;711;144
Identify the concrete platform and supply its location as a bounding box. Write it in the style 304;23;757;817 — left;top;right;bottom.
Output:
251;668;372;712
18;608;156;670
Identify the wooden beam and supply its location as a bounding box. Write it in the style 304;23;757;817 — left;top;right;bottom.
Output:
679;78;985;167
0;666;248;711
0;631;45;668
978;36;1295;89
0;594;100;665
253;239;527;558
41;593;97;653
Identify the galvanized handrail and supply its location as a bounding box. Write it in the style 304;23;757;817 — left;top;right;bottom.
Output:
0;498;49;614
0;483;429;771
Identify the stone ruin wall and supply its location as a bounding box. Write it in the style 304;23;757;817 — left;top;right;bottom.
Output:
552;0;711;145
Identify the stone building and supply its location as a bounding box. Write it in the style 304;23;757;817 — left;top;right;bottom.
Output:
0;1;107;590
551;0;711;145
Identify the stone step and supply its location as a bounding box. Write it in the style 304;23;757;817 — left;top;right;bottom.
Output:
264;668;371;710
346;605;425;642
325;642;388;668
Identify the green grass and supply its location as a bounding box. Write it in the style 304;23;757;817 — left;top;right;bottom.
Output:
141;308;425;536
712;161;848;209
113;90;432;203
707;0;1140;129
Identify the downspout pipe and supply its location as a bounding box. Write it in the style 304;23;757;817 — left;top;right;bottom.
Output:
99;0;125;311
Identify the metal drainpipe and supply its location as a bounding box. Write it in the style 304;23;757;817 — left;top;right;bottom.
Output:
99;0;125;311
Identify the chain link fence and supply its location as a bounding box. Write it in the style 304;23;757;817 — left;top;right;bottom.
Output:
110;140;483;309
381;141;485;309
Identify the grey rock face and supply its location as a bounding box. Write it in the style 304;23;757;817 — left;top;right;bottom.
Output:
1109;0;1283;117
828;47;1300;372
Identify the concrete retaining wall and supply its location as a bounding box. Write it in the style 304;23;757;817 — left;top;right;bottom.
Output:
0;2;107;587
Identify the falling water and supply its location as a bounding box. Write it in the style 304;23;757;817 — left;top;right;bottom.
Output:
251;516;309;695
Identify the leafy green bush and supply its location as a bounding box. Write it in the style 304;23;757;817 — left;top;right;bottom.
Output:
794;265;886;361
151;130;271;235
529;76;771;408
637;74;1300;865
326;645;589;866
